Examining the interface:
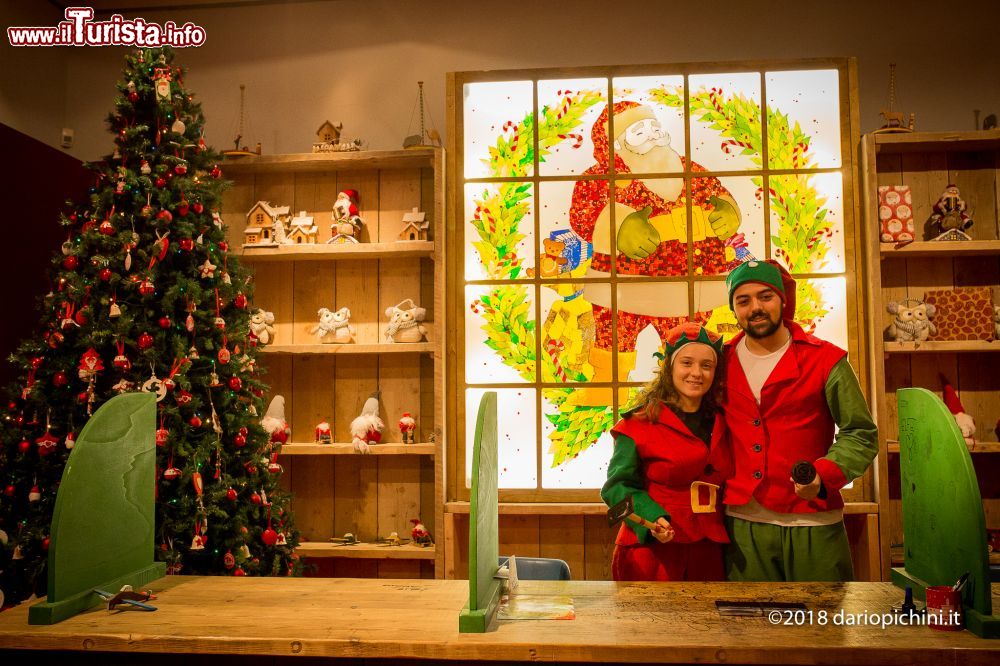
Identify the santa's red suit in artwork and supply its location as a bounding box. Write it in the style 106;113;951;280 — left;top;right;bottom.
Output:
567;101;743;406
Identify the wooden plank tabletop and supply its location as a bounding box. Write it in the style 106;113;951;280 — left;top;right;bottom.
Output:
0;577;998;663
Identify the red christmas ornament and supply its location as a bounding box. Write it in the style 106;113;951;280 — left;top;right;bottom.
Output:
178;205;189;218
138;332;154;350
251;387;264;398
176;390;193;405
155;427;169;447
218;241;229;252
233;433;247;448
139;279;155;296
53;371;68;387
226;487;238;501
36;431;59;456
210;165;222;179
62;255;79;270
77;391;88;403
233;568;246;577
179;238;195;251
192;202;204;214
18;439;30;454
157;209;173;224
155;177;167;188
224;550;235;568
74;308;87;327
42;536;50;551
189;415;202;428
31;357;43;369
48;331;64;348
99;220;115;235
174;163;188;176
162;377;176;391
4;484;15;497
261;528;278;547
141;204;155;217
159;316;172;329
228;376;242;391
163;466;182;480
99;268;113;281
250;492;262;505
233;293;247;309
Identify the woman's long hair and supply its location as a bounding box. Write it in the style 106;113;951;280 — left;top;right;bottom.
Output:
629;349;726;422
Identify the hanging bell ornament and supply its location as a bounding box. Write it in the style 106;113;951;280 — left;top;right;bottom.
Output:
214;316;226;330
163;466;182;480
110;301;122;318
155;426;169;447
172;118;186;135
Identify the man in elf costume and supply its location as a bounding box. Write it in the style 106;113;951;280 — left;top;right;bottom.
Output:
722;260;878;581
567;101;742;406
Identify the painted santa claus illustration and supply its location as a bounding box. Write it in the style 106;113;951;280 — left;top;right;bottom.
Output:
566;101;743;406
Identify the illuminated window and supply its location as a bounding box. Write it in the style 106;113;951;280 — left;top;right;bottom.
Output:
453;63;856;497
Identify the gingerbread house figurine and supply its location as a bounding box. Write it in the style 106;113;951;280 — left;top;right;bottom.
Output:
286;211;318;244
398;207;429;241
244;201;291;246
316;120;342;144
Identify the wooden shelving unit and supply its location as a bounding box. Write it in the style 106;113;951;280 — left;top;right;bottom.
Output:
222;148;445;578
861;129;1000;580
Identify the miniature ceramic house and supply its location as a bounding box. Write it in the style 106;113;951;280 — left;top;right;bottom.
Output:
316;120;343;144
244;201;291;246
398;207;429;241
286;211;318;244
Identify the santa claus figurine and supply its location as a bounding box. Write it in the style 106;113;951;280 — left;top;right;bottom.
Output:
941;374;976;444
398;412;416;444
261;395;290;445
315;420;332;444
410;518;433;547
350;391;384;454
329;190;364;243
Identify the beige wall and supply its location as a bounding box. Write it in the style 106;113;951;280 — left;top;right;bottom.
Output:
2;0;998;160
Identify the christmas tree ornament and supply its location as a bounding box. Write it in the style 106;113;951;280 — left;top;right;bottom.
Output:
208;371;222;387
233;567;245;577
226;487;237;501
155;424;169;447
199;258;217;279
61;239;73;256
29;485;41;502
141;370;167;402
140;159;151;175
157;209;173;225
163;460;182;480
155;176;167;188
113;341;131;370
234;426;248;448
176;389;193;406
217;343;231;365
18;439;30;454
228;376;242;391
262;526;278;547
175;161;188;176
77;348;104;380
111;378;134;393
36;431;59;457
52;370;68;387
189;414;203;428
250;491;262;505
4;484;15;497
234;293;247;309
179;237;194;251
275;532;287;546
153;66;171;99
109;299;122;318
223;550;235;569
62;255;79;270
172;118;186;135
64;432;76;449
159;316;172;329
210;165;222;179
137;331;154;350
192;201;203;214
99;267;113;281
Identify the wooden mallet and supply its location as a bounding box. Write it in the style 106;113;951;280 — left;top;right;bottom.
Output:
607;495;659;531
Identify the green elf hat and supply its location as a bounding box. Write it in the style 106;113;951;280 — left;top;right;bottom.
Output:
726;259;786;310
653;322;724;364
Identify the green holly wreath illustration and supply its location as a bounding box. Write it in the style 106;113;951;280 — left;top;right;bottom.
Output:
468;85;836;468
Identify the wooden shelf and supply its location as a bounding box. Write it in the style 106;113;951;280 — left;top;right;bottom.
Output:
259;343;435;355
888;440;1000;454
874;129;1000;153
444;501;879;515
240;241;434;262
296;542;435;559
884;340;1000;353
281;443;435;456
222;149;436;174
880;240;1000;258
891;545;1000;566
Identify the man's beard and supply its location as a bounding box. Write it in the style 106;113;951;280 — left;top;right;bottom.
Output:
742;311;782;339
619;143;683;201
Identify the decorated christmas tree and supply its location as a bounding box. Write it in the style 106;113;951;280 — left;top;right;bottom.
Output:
0;46;298;606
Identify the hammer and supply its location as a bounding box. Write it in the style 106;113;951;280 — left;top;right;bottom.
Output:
607;495;662;532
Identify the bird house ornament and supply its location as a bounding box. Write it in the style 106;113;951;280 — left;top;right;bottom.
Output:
328;190;364;244
398;207;429;241
384;299;427;343
309;306;355;343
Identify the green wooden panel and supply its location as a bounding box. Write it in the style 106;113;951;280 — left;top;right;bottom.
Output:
28;393;165;624
459;392;501;633
892;387;998;638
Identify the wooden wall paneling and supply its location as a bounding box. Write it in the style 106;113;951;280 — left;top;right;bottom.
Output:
421;166;435;241
333;356;379;540
221;175;255;248
332;559;378;577
450;514;468;580
498;515;540;560
583;515;615;581
898;151;948;241
378;355;421;443
419;450;435;537
377;558;422;579
292;171;339;245
292;260;334;345
539;515;585;581
954;256;999;443
378;168;422;243
335;259;378;345
375;453;422;547
339;169;379;242
845;513;878;581
947;151;997;241
289;455;335;543
252;262;294;348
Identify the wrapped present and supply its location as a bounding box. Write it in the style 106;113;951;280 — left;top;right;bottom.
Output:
550;229;591;271
878;185;915;242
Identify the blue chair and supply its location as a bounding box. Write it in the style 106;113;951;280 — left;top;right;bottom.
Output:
498;556;571;581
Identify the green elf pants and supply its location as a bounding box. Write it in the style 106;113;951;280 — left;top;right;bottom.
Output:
724;516;854;582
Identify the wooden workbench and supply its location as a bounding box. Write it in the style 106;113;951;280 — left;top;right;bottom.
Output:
0;577;998;665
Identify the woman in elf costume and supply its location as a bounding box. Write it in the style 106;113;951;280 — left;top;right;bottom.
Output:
601;322;732;581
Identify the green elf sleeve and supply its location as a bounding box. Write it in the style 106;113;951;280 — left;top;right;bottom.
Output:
814;357;879;492
600;433;669;544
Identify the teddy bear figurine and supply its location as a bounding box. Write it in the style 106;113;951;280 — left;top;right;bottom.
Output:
384;298;428;343
248;309;276;346
886;298;937;342
309;306;355;344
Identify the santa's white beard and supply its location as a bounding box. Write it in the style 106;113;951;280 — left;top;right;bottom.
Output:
618;144;684;201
